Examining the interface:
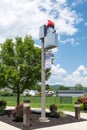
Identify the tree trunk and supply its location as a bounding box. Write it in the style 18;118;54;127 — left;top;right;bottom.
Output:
16;84;20;105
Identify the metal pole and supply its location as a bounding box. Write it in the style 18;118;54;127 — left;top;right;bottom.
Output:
39;38;49;122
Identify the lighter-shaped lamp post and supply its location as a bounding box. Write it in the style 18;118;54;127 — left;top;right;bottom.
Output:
39;20;58;122
23;100;31;127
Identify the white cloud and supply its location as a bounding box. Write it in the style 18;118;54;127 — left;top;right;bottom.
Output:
73;65;87;75
34;44;41;48
63;65;87;86
47;64;87;87
56;0;66;3
60;38;80;46
0;0;83;43
46;64;67;85
51;64;67;76
72;0;87;7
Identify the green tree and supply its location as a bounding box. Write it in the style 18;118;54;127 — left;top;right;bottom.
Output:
75;84;84;90
33;84;41;92
58;85;69;90
0;35;51;105
0;64;7;88
46;84;53;91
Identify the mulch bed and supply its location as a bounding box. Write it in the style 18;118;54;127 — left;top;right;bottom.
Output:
0;110;87;130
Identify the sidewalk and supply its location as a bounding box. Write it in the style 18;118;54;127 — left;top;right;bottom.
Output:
0;121;21;130
0;107;87;130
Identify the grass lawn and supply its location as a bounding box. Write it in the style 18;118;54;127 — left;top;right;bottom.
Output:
0;96;78;111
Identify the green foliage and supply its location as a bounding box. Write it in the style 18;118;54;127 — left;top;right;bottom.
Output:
83;103;87;110
58;111;66;117
0;100;6;107
80;103;84;110
46;84;53;91
32;84;41;92
77;96;87;110
75;84;84;90
0;100;7;115
58;85;69;90
49;104;59;118
77;96;84;103
0;64;7;88
49;104;65;118
11;104;23;121
0;35;51;105
49;110;59;118
50;104;57;112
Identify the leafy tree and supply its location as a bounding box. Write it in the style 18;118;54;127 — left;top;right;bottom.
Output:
0;35;51;105
75;84;84;90
46;84;53;91
33;84;41;92
58;85;69;90
0;64;7;88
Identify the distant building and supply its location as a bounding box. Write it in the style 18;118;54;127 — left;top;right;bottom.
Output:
58;90;85;97
58;90;85;104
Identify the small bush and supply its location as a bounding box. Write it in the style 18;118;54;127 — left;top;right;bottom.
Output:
0;100;7;115
77;97;84;103
49;104;66;118
49;104;59;118
0;100;6;107
50;104;57;112
77;96;87;111
58;111;66;118
80;103;84;110
11;104;23;121
82;98;87;110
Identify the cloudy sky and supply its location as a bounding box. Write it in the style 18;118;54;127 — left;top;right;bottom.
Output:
0;0;87;87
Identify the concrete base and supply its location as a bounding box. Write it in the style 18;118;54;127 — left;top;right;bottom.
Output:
39;117;50;122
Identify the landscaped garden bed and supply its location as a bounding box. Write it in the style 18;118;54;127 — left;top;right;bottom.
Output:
0;109;86;130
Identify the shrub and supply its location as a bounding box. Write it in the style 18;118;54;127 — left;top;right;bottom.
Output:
0;100;6;107
82;97;87;110
49;104;66;118
77;96;84;103
77;96;87;110
49;104;59;118
11;104;23;121
0;100;7;115
50;104;57;112
58;111;66;118
80;103;84;110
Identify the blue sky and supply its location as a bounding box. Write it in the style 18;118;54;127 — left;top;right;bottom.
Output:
0;0;87;87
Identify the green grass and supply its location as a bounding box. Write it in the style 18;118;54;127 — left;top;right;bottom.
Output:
0;96;78;111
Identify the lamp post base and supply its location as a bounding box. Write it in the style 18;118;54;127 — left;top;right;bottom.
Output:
39;117;50;122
